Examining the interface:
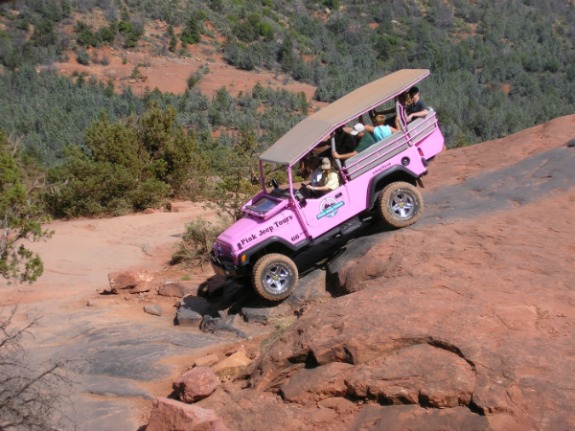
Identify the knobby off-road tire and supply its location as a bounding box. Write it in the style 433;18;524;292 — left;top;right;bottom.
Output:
252;253;299;301
378;181;423;228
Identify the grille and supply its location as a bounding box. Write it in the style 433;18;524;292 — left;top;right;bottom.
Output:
214;241;233;256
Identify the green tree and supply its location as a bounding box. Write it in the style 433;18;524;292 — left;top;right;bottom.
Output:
167;25;177;52
45;103;208;217
0;132;51;284
181;17;201;46
208;127;260;221
138;102;207;195
29;17;57;48
46;111;170;217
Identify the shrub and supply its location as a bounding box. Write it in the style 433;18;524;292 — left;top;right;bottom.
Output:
76;48;90;65
171;218;222;267
181;17;201;45
118;20;144;48
43;103;208;218
0;308;73;430
97;25;116;45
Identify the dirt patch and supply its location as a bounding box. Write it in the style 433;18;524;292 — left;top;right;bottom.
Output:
52;22;318;103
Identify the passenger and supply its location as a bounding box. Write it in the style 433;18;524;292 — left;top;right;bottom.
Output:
406;86;429;123
369;105;397;127
298;154;311;179
332;123;376;162
308;156;323;188
313;126;355;159
334;125;357;157
363;114;398;141
312;135;332;158
394;91;412;129
304;157;340;197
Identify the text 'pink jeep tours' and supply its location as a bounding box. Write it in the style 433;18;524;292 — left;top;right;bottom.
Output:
210;69;444;301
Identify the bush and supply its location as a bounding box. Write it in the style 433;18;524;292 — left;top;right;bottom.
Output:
43;103;209;218
76;48;90;65
0;308;73;430
181;17;201;45
171;218;222;267
118;20;144;48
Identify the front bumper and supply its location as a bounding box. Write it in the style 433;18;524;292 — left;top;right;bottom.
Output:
210;251;250;278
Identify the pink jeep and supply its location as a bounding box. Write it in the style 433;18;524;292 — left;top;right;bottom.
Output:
210;69;444;301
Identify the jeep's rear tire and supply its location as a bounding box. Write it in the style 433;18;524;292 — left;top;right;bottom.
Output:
252;253;298;301
378;181;423;228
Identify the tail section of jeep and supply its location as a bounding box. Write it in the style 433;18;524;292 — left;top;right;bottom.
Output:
210;69;444;301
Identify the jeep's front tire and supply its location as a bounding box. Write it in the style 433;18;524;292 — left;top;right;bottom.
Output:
252;253;298;301
378;181;423;228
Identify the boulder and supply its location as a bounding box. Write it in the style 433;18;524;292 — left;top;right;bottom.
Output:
324;236;379;295
158;280;199;298
158;281;192;298
176;296;221;327
146;397;230;431
173;366;220;403
175;306;203;327
144;304;163;316
212;350;252;381
108;271;137;291
200;314;250;338
241;302;293;324
107;270;154;294
344;343;476;408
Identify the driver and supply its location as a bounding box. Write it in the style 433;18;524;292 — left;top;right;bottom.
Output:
303;157;340;197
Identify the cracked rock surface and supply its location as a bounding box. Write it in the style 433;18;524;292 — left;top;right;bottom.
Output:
195;115;575;431
5;115;575;431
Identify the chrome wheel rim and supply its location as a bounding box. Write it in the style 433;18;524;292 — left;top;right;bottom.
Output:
389;190;416;220
263;263;292;294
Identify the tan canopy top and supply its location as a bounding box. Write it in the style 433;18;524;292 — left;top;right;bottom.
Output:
259;69;430;165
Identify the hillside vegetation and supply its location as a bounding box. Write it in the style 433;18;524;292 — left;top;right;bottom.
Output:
0;0;574;217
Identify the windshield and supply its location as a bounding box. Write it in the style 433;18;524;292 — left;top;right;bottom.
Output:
260;160;304;196
250;196;278;212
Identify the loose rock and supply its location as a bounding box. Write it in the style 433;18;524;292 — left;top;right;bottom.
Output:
146;397;231;431
144;304;163;316
173;366;220;403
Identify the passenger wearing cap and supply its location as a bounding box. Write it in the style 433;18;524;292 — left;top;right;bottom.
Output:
304;157;340;197
332;122;377;162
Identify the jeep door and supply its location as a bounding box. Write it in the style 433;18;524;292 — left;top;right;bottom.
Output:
297;184;354;237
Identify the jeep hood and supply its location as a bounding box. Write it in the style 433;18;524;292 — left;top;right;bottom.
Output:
216;216;263;252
